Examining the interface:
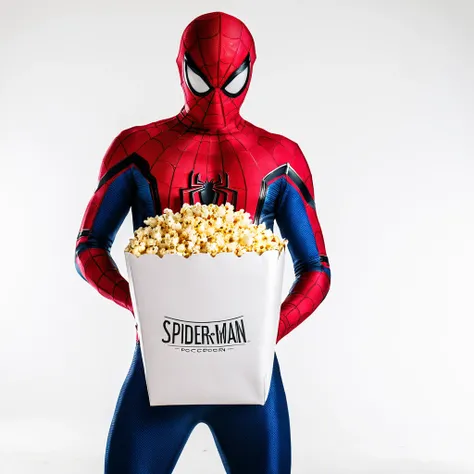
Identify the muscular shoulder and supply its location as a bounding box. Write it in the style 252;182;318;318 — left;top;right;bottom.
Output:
99;116;178;176
243;122;311;180
117;116;179;156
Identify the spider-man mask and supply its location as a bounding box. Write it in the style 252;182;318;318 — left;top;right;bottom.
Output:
176;12;257;132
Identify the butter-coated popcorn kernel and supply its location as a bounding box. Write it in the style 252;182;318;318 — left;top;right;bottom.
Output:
125;204;287;258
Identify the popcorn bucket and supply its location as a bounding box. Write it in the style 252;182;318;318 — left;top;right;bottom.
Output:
124;249;285;406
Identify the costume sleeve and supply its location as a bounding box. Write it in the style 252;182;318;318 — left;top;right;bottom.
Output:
74;132;135;314
275;147;331;342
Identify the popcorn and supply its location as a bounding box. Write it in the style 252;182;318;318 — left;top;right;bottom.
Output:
125;204;288;258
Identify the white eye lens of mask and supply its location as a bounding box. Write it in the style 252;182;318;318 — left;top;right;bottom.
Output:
224;66;249;95
185;63;210;95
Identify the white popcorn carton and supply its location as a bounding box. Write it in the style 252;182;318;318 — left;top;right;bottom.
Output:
124;249;285;406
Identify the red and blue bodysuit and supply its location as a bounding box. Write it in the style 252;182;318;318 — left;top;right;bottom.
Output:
75;12;331;474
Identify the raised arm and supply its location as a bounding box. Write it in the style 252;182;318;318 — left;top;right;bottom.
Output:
75;131;135;314
275;145;331;342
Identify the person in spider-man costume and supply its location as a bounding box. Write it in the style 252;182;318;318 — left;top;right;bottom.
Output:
75;11;331;474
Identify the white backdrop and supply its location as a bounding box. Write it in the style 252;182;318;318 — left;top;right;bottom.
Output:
1;1;474;473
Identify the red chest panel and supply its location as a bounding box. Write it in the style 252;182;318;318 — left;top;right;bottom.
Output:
121;121;292;219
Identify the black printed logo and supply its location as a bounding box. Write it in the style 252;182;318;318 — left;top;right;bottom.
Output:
161;315;248;353
180;171;238;207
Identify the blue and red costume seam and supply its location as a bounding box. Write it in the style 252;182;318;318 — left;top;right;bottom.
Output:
74;11;331;474
256;158;331;342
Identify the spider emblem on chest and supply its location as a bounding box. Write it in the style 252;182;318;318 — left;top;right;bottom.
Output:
180;171;238;207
